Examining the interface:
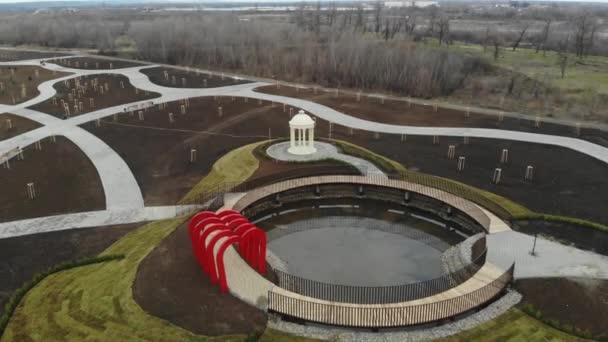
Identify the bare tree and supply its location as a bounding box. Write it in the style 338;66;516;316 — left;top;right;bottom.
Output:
572;12;595;58
559;54;568;78
327;2;338;27
483;27;490;52
511;23;530;51
493;38;502;61
438;16;450;45
354;4;365;32
373;1;384;34
535;19;552;54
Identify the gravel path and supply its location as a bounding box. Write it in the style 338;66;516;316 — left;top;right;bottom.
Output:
267;290;523;341
266;141;385;176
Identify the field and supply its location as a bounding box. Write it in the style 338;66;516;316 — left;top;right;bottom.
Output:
82;96;291;205
515;277;608;337
1;45;607;342
0;136;105;222
258;85;608;147
141;67;252;88
0;49;68;62
0;223;139;317
434;41;608;123
0;65;70;105
0;114;41;141
29;74;160;118
49;57;144;70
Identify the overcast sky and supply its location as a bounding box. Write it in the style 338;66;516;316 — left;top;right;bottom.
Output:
0;0;607;3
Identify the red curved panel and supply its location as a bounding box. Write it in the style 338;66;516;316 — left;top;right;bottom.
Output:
191;217;222;243
206;230;237;283
216;236;241;293
235;226;257;261
199;224;228;272
189;211;217;236
220;213;244;224
217;210;241;218
226;218;249;230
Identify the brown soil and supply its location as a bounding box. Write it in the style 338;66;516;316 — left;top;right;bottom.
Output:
258;85;608;147
0;49;69;62
29;74;160;119
133;223;273;336
325;124;608;225
82;94;608;224
49;57;143;69
515;277;608;336
0;113;41;141
81;96;291;205
0;136;105;222
140;66;252;88
0;223;140;318
0;65;71;105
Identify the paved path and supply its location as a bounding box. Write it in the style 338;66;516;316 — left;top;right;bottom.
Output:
1;52;608;239
242;88;608;165
266;141;385;176
487;230;608;279
0;205;201;239
221;175;514;326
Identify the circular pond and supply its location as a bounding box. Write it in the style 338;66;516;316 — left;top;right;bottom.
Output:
257;205;464;287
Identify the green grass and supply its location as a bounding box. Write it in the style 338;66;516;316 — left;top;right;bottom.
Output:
0;218;244;342
435;308;590;342
0;254;125;337
423;38;608;121
441;41;608;97
335;139;608;233
330;139;408;176
179;141;266;204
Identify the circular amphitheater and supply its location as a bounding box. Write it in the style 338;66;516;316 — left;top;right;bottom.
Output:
189;175;515;329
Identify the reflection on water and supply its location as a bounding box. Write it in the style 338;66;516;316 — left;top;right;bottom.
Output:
259;203;466;287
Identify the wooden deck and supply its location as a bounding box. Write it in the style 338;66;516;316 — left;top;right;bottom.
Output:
222;175;515;327
231;175;510;233
268;262;513;327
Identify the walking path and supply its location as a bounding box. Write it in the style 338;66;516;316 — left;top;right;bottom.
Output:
221;175;514;327
243;88;608;165
0;205;201;239
488;230;608;279
1;52;608;239
266;141;385;176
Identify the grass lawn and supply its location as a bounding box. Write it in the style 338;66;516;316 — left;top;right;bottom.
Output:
0;218;243;342
447;42;608;97
424;39;608;121
179;141;266;204
435;308;589;342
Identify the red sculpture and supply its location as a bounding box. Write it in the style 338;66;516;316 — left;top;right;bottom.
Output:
187;210;267;293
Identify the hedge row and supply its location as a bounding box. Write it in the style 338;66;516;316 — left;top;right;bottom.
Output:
335;139;608;234
0;254;125;337
513;214;608;233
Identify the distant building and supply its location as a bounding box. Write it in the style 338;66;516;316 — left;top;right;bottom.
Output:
384;1;439;8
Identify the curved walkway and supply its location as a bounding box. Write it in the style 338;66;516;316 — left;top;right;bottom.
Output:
0;52;608;237
242;88;608;165
266;141;385;176
221;175;514;327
